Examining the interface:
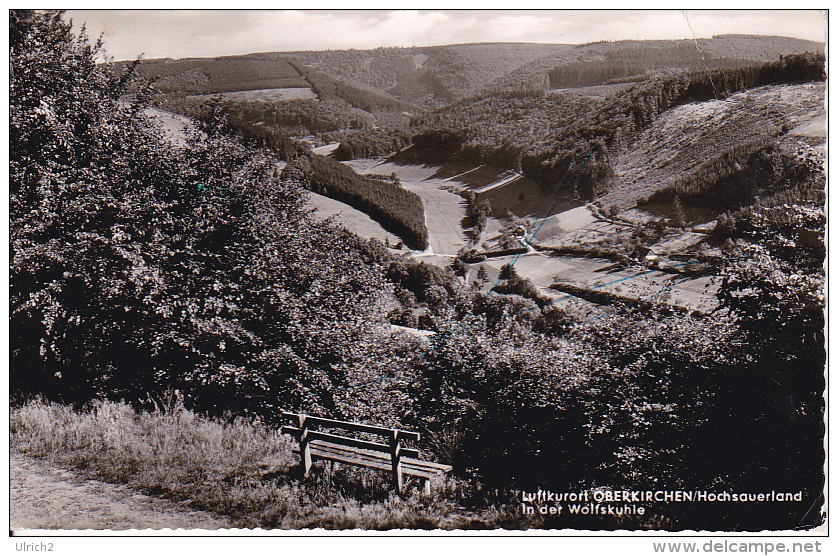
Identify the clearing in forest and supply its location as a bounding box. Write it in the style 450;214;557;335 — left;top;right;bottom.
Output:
350;160;470;257
187;87;318;103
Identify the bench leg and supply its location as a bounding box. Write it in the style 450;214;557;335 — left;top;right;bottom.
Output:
392;460;404;491
300;442;312;478
390;432;404;492
298;416;312;478
423;479;431;496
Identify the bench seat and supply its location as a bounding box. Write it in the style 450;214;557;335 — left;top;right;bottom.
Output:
294;439;453;480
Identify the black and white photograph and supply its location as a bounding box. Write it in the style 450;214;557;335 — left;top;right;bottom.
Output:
8;6;828;542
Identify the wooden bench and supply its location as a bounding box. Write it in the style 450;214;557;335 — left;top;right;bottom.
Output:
280;412;452;494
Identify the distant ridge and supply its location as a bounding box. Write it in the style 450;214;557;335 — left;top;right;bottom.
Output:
116;36;823;107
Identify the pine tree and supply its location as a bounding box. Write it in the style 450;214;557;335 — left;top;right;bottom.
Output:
477;265;488;287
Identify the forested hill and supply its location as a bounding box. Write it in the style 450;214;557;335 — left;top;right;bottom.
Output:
410;52;826;198
112;54;310;94
118;36;823;107
487;35;825;92
488;35;824;90
285;42;572;106
12;12;826;531
115;43;571;107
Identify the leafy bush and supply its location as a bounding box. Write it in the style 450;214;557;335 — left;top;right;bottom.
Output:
10;11;385;417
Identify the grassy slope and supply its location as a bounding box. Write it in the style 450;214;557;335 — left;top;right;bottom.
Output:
11;399;535;530
186;88;318;103
602;82;825;210
307;189;403;247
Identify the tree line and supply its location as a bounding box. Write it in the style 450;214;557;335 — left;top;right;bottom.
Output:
547;44;759;89
328;128;413;160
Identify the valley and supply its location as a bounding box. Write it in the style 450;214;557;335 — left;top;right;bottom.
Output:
14;10;825;532
142;42;826;316
339;154;721;313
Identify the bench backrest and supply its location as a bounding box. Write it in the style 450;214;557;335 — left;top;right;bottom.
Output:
280;411;421;459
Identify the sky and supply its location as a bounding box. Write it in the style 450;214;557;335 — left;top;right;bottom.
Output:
63;8;828;61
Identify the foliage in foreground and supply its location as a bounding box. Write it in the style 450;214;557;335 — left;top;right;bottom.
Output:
10;10;386;414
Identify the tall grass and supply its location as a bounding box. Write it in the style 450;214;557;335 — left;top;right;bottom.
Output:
10;396;531;530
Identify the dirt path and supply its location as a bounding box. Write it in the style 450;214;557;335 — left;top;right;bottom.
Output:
10;453;232;531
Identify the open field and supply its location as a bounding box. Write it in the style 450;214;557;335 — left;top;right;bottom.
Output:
547;82;635;99
529;206;597;242
533;218;628;249
541;255;718;313
406;183;468;256
306;191;402;246
349;160;469;256
473;251;719;314
143;108;193;147
791;113;826;139
474;209;718;313
340;154;721;312
187;87;318;103
790;113;826;153
477;176;581;220
549;256;719;314
311;142;341;156
345;158;717;312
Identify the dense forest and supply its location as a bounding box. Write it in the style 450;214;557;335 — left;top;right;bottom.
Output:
327;128;413;160
10;11;825;531
11;11;393;416
158;94;374;133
